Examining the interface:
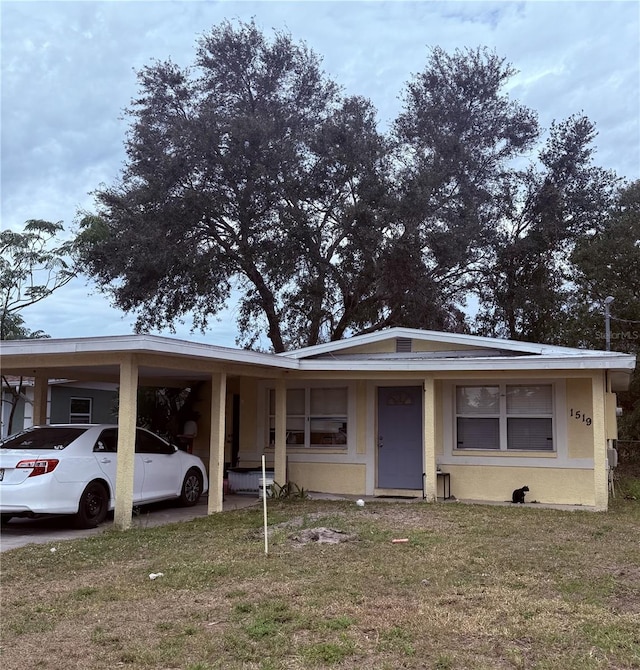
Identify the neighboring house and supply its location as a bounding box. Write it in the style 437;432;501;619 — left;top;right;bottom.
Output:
2;327;635;526
1;377;117;438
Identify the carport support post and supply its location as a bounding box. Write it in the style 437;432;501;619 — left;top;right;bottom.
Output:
33;375;49;425
208;371;227;514
592;373;608;511
114;355;138;530
423;377;437;502
274;379;287;487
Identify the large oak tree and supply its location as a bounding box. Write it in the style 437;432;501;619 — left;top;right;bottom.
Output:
474;115;620;342
77;22;626;356
78;20;391;351
388;47;539;332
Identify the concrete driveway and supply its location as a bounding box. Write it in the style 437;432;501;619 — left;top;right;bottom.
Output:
0;494;260;552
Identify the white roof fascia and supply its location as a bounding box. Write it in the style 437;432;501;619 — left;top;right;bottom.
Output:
295;354;636;373
0;334;295;370
279;327;608;359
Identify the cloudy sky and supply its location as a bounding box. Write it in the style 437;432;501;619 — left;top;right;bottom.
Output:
2;0;639;348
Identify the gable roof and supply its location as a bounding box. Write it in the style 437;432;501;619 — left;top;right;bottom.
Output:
281;327;628;360
280;327;636;389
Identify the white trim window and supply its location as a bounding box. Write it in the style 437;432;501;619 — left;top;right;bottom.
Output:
455;384;554;452
267;386;348;449
69;397;92;424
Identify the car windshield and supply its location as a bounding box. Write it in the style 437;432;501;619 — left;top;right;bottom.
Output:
0;427;87;450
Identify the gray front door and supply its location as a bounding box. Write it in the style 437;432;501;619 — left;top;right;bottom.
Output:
377;386;423;489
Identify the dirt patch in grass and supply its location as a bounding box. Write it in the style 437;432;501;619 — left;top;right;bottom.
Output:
2;498;640;669
290;527;357;545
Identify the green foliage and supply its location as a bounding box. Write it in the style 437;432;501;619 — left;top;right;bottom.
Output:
1;312;50;341
71;18;634;374
567;181;640;439
78;19;380;352
0;219;74;340
0;220;67;434
267;481;308;500
77;27;585;352
474;115;620;343
617;475;640;500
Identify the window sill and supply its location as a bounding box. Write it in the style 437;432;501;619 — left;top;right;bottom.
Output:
453;449;556;457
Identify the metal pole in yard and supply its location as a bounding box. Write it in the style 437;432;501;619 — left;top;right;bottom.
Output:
262;454;269;555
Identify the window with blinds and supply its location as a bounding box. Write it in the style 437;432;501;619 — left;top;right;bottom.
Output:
506;385;553;451
455;384;554;452
455;386;500;449
267;386;348;448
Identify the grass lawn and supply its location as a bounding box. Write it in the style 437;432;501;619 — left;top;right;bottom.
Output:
1;494;639;670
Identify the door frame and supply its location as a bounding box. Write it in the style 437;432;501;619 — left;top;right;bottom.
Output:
375;385;424;492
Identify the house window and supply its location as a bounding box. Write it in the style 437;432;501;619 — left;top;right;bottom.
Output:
455;384;553;451
268;386;348;448
69;397;92;424
456;386;500;449
506;385;553;451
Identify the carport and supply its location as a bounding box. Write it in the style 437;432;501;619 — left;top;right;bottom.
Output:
1;335;294;530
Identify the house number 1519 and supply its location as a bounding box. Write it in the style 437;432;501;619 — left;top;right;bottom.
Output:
570;408;592;426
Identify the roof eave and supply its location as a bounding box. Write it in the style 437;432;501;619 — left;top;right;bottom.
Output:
0;334;295;370
296;355;637;373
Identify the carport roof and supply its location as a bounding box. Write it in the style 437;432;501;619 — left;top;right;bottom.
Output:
0;334;293;384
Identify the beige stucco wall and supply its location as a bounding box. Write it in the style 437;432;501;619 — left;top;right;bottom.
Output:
335;339;486;355
444;465;596;506
227;368;613;508
605;390;619;440
434;380;444;460
591;373;608;510
337;341;396;354
356;380;367;455
566;377;594;459
288;462;366;494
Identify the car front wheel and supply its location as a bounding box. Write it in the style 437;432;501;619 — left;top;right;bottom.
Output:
179;469;203;507
75;481;109;528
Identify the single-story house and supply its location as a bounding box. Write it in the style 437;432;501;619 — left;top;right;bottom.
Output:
1;327;635;527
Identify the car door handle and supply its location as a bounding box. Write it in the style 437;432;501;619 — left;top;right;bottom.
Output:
143;458;153;463
99;458;112;464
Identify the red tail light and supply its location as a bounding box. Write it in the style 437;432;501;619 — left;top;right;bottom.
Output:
16;459;59;477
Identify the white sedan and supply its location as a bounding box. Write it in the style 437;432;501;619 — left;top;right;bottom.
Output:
0;424;209;528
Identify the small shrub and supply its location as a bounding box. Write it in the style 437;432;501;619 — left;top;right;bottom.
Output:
268;481;308;500
617;476;640;500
